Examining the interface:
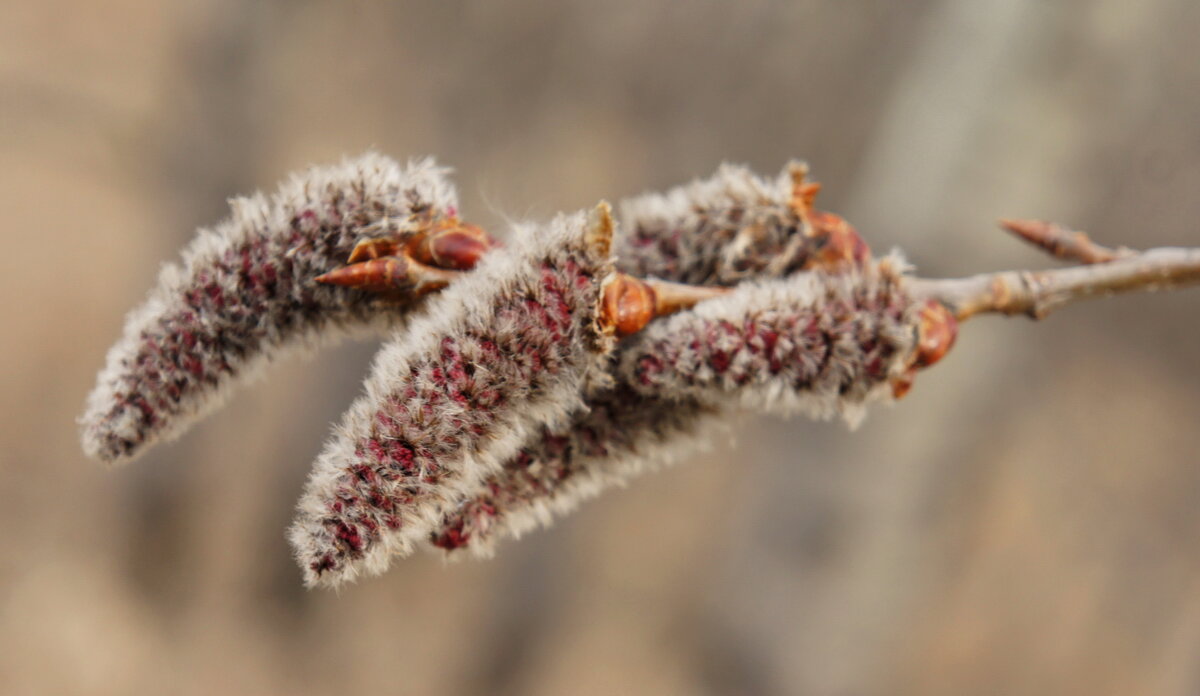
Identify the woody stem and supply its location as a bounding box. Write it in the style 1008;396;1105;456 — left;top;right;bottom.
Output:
909;246;1200;321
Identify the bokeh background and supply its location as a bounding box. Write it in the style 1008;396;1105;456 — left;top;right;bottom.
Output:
4;1;1200;694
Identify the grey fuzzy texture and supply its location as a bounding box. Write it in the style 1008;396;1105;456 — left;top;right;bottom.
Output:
620;256;918;426
288;207;616;588
80;153;456;464
430;387;721;557
616;161;811;285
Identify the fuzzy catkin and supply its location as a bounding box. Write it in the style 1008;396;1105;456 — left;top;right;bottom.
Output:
428;163;834;557
80;153;456;464
620;257;918;424
616;161;812;285
430;387;719;556
288;208;616;587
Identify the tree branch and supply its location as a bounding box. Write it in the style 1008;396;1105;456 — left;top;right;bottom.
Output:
908;221;1200;320
79;154;1200;586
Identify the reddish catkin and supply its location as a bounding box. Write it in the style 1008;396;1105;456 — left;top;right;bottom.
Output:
288;206;616;588
429;163;868;557
78;153;912;579
617;160;834;284
80;153;457;464
79;151;1194;587
619;256;918;423
429;388;719;556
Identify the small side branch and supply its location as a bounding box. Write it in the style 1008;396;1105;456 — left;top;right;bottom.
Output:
998;218;1130;265
911;221;1200;320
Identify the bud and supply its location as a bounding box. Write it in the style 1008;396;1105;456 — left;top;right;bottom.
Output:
599;273;657;337
913;300;958;368
804;210;870;270
598;275;733;338
314;256;458;296
407;220;495;270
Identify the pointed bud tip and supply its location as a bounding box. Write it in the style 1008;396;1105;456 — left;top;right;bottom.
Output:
314;259;407;291
347;237;402;264
313;268;351;286
786;160;810;183
585;201;614;260
998;218;1051;239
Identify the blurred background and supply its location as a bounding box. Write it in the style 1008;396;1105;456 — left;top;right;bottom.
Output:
4;1;1200;694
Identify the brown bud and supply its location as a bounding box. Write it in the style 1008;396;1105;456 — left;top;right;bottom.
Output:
787;162;821;218
891;368;917;399
805;210;871;270
913;300;958;368
599;274;731;338
998;218;1122;265
315;256;458;296
347;237;403;264
785;164;870;271
408;219;495;270
600;273;657;338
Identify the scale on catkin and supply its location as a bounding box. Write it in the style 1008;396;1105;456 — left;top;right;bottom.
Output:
83;153;1196;588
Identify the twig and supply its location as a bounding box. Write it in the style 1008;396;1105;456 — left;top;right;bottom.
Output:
998;218;1130;264
910;221;1200;320
318;212;1200;326
80;152;1200;587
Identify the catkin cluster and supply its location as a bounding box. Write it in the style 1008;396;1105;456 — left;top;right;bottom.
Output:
290;208;616;586
81;153;928;587
621;260;915;421
426;164;898;557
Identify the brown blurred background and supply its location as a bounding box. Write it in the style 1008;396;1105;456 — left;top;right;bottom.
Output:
4;1;1200;694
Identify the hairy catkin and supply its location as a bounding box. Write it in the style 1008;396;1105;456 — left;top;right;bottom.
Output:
429;163;847;557
80;153;456;464
616;161;811;284
430;388;719;556
288;207;616;587
619;257;918;424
